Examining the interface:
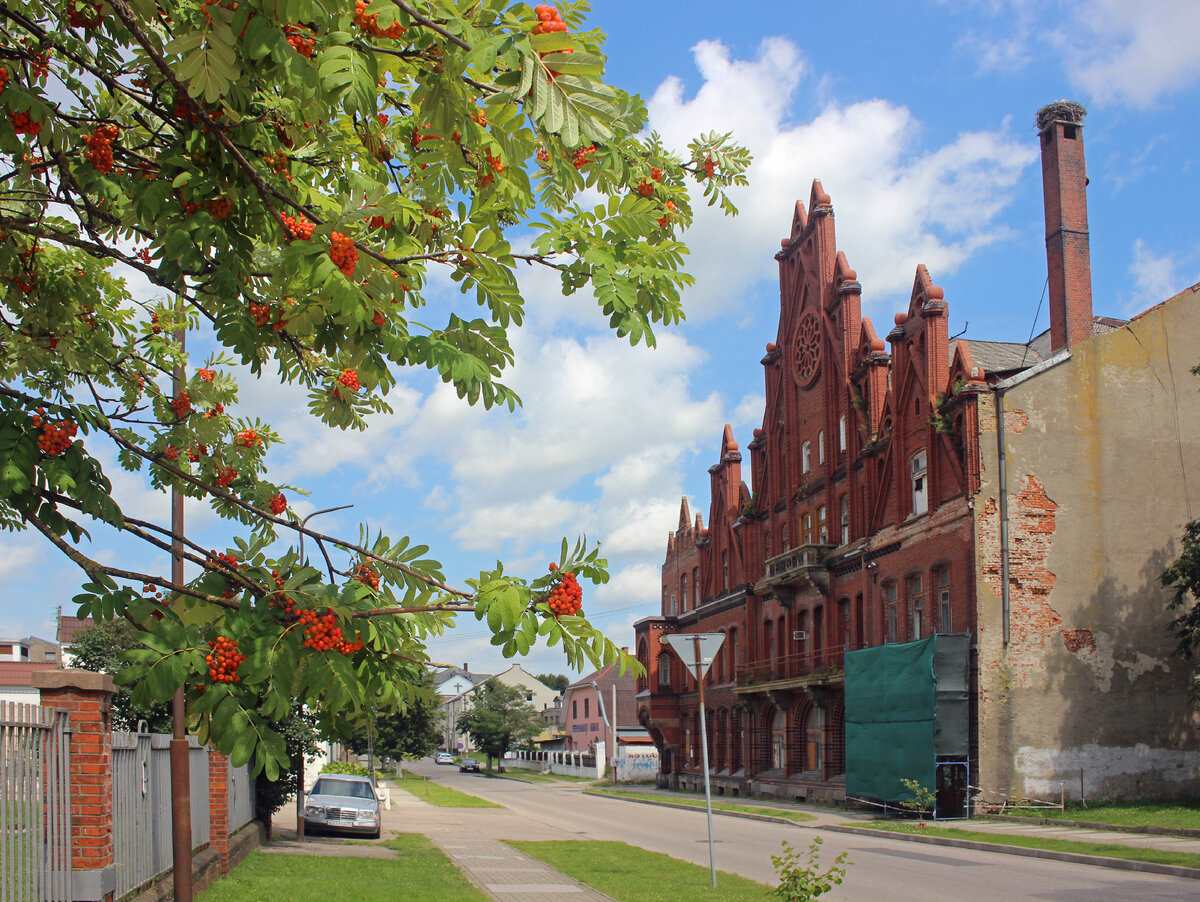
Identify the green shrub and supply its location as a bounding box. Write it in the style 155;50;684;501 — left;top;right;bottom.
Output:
322;761;371;777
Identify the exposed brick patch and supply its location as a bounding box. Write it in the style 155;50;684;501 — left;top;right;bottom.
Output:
1003;409;1028;433
978;474;1061;688
1062;628;1096;654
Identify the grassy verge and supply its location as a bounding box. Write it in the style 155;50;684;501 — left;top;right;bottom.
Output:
393;772;502;808
863;823;1200;869
196;835;488;901
489;766;596;783
508;840;773;901
586;788;815;823
999;800;1200;832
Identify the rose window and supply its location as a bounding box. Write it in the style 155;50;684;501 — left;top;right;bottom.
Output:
794;313;822;388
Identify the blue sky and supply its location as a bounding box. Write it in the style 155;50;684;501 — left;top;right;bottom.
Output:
4;0;1199;680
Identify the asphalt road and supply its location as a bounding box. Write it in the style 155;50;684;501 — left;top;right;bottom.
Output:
407;759;1199;901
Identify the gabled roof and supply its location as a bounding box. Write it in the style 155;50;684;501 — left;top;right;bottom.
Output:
565;663;639;728
56;615;92;645
433;666;491;689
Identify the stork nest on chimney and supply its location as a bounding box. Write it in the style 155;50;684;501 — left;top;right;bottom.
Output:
1036;100;1087;131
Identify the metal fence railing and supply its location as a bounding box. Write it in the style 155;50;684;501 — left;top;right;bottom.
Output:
0;702;72;902
111;733;211;900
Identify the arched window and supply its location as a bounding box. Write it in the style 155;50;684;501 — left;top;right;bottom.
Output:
806;705;825;775
681;573;689;612
883;581;898;642
801;440;811;474
730;709;743;771
693;567;700;607
817;505;828;543
771;707;787;770
840;495;850;545
657;653;672;689
909;572;925;639
636;640;649;692
817;430;825;465
937;567;952;632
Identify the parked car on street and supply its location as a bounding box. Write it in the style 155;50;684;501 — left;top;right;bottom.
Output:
435;751;455;765
303;773;381;839
458;757;480;773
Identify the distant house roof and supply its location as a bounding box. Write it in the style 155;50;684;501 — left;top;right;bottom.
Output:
56;615;92;645
0;661;58;686
433;665;491;690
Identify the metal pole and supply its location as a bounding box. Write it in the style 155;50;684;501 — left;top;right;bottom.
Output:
611;682;617;786
694;638;717;889
169;324;194;902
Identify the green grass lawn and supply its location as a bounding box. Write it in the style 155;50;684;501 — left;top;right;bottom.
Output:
509;840;774;901
489;766;597;783
196;835;487;901
1000;800;1200;832
586;788;815;823
864;822;1200;869
392;772;502;807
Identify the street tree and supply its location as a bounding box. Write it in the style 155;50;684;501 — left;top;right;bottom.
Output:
536;672;569;691
345;668;442;762
1160;519;1200;700
457;677;542;766
0;1;750;778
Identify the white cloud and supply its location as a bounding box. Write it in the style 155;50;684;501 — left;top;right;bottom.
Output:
1057;0;1200;109
0;537;42;582
1127;239;1197;314
949;0;1200;109
645;38;1036;319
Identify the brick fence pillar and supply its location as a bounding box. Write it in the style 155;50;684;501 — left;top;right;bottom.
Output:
208;748;231;873
33;669;117;902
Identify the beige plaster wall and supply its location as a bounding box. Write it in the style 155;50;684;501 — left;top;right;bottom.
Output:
974;285;1200;800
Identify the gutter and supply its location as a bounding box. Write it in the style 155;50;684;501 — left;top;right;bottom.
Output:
991;348;1070;645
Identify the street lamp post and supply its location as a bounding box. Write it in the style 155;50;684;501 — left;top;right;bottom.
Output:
663;633;725;890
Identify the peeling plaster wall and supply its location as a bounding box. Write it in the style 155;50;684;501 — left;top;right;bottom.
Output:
974;287;1200;800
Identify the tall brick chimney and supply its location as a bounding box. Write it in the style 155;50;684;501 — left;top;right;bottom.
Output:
1037;100;1093;352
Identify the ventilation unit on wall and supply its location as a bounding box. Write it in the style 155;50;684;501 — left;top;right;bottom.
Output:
792;630;808;641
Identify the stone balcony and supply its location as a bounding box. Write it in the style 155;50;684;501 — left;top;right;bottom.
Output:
756;543;837;595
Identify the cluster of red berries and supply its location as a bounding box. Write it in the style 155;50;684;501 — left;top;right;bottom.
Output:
354;0;405;38
171;390;192;419
337;368;360;391
198;368;215;382
142;582;169;606
206;636;245;683
208;195;233;220
353;564;379;591
203;401;224;419
330;231;357;278
67;1;103;28
532;5;568;33
298;607;345;651
32;408;77;456
284;24;315;57
30;52;51;81
571;144;596;170
9;111;41;137
215;465;237;487
188;444;208;462
0;69;9;92
282;212;313;240
658;200;676;228
545;564;583;617
235;429;262;448
367;215;392;230
269;493;287;515
162;445;179;461
702;155;716;179
84;124;119;172
209;549;239;571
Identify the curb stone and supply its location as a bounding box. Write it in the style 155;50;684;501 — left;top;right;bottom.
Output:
823;824;1200;881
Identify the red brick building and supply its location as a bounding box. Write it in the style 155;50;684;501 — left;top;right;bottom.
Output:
634;102;1200;804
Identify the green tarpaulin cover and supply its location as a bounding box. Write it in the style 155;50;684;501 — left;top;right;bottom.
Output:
845;637;936;802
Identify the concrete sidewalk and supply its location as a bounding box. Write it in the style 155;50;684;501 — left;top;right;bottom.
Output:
381;779;616;901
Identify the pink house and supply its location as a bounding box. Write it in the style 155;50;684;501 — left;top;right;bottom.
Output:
561;663;637;752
